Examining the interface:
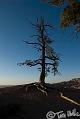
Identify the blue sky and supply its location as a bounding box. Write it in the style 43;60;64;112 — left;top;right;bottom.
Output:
0;0;80;85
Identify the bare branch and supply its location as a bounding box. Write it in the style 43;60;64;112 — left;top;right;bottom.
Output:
24;40;38;45
44;24;55;29
45;63;54;65
30;34;39;38
23;40;42;47
18;59;42;67
45;56;59;61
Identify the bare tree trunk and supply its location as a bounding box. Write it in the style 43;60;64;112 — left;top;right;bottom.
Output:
39;44;45;84
39;20;45;84
39;71;45;84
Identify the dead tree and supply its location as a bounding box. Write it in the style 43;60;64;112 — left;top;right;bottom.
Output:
18;18;60;95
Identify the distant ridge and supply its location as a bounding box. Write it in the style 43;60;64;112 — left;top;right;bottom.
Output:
0;85;13;88
0;78;80;89
51;78;80;89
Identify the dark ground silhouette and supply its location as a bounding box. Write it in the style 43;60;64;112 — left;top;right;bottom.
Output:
0;80;80;119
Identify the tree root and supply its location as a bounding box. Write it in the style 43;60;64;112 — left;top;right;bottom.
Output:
26;82;48;96
34;82;48;96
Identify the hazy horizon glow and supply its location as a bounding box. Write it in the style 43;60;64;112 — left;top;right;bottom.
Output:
0;0;80;85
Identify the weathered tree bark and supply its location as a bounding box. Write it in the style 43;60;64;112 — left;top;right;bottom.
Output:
39;41;45;84
39;54;45;84
39;21;45;84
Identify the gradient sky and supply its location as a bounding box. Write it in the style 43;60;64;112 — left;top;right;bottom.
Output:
0;0;80;85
